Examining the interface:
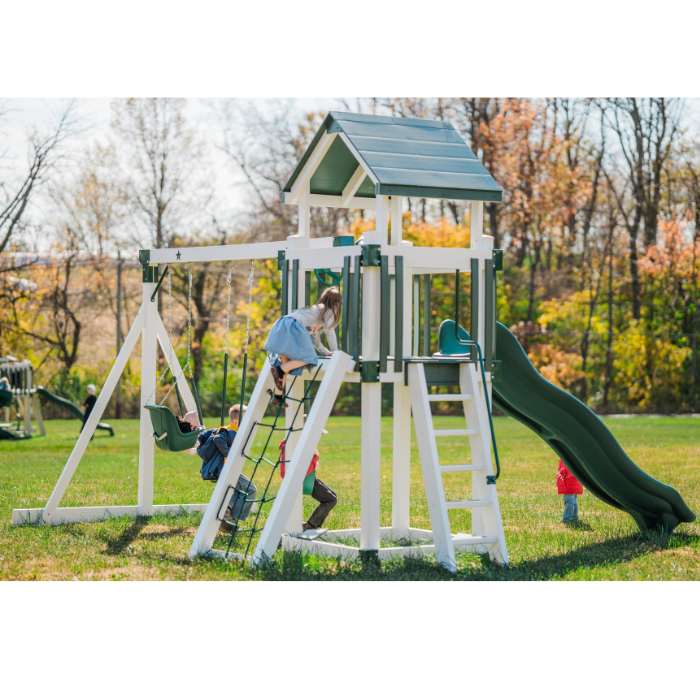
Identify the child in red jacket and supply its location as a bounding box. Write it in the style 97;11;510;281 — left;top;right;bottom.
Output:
557;459;583;524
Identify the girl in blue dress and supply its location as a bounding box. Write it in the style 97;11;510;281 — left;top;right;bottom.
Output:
264;286;342;407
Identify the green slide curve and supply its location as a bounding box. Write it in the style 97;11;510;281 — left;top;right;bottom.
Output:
438;320;695;533
36;387;114;436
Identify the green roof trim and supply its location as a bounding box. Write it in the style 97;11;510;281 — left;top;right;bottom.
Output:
282;111;502;204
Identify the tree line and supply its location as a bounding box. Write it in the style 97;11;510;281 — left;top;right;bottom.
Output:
2;97;700;416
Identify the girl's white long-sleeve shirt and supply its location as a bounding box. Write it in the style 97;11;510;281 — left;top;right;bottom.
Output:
288;305;338;354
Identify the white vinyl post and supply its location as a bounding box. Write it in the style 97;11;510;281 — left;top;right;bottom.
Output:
360;203;386;552
42;306;145;524
390;196;403;246
470;201;484;250
31;395;46;437
138;278;158;516
375;195;390;245
392;261;413;538
298;184;310;237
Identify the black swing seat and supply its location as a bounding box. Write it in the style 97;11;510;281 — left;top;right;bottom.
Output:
144;405;204;452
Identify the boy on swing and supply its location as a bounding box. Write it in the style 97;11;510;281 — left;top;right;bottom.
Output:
190;404;258;533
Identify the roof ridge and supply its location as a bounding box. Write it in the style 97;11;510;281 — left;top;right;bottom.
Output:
329;111;452;129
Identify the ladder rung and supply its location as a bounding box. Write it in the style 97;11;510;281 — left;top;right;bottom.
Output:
439;463;484;473
434;429;477;437
428;393;473;402
451;535;498;545
446;499;491;509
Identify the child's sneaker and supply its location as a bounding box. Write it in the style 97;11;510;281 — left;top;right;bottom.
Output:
270;393;288;408
270;365;286;390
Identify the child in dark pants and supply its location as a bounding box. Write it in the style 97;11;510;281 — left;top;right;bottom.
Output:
81;384;97;436
279;430;337;532
557;458;583;524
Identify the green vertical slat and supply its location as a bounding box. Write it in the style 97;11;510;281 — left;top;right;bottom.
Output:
379;255;389;373
470;258;479;363
395;256;404;371
304;271;311;307
291;259;299;312
413;275;420;356
493;264;498;362
423;274;431;356
484;259;494;371
352;255;361;362
341;256;350;353
281;259;288;316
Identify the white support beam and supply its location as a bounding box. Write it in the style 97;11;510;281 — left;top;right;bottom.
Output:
338;133;379;185
42;305;145;524
148;240;287;265
288;132;337;205
390;196;403;246
13;503;209;526
155;313;197;415
340;165;367;208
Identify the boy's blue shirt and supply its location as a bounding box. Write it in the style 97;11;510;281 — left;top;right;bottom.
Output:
198;426;237;482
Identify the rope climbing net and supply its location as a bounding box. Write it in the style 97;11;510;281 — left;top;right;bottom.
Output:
217;366;322;560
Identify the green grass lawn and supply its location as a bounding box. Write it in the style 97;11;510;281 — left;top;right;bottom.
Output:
1;415;698;580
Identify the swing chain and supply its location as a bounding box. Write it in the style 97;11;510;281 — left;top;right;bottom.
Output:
146;265;175;406
244;260;255;354
225;262;232;358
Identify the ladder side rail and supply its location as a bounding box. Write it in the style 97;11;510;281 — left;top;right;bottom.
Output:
408;363;457;572
460;363;509;564
43;305;146;524
252;352;355;565
188;358;276;558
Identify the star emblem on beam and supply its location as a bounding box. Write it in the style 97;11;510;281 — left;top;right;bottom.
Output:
176;250;181;260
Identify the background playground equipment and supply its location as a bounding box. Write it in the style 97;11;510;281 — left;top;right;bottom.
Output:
12;112;694;571
0;357;114;440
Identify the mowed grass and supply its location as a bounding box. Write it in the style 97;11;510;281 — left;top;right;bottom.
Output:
1;415;699;580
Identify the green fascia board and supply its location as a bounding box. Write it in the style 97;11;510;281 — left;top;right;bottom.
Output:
376;183;502;203
282;111;503;203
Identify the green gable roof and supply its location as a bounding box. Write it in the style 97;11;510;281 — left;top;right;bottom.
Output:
282;111;502;204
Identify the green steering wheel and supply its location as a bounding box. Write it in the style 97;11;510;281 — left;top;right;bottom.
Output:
314;268;343;286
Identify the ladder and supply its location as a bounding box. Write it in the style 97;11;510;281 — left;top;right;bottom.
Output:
408;361;508;572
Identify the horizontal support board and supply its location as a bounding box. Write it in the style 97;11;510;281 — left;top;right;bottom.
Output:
281;192;377;210
12;503;209;525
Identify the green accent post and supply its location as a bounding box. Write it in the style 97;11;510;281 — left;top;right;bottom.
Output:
423;274;431;356
379;255;390;373
394;256;404;371
484;259;494;372
291;259;299;311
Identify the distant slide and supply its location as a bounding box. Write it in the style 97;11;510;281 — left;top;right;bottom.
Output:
35;387;114;436
439;321;695;533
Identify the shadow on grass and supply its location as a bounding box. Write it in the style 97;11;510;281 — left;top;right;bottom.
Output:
100;516;193;556
226;530;700;582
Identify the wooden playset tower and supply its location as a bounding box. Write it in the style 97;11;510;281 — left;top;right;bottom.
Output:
13;112;508;571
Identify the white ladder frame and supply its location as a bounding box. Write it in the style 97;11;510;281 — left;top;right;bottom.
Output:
408;362;508;572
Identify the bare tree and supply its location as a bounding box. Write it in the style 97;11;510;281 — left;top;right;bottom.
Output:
0;102;77;256
111;98;211;250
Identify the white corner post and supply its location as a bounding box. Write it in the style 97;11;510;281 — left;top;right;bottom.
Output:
392;253;412;538
298;183;310;238
375;194;390;245
360;197;388;552
390;195;403;246
284;265;307;536
138;272;158;516
470;200;484;250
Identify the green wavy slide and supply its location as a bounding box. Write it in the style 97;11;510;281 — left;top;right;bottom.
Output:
36;387;114;436
439;320;695;533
